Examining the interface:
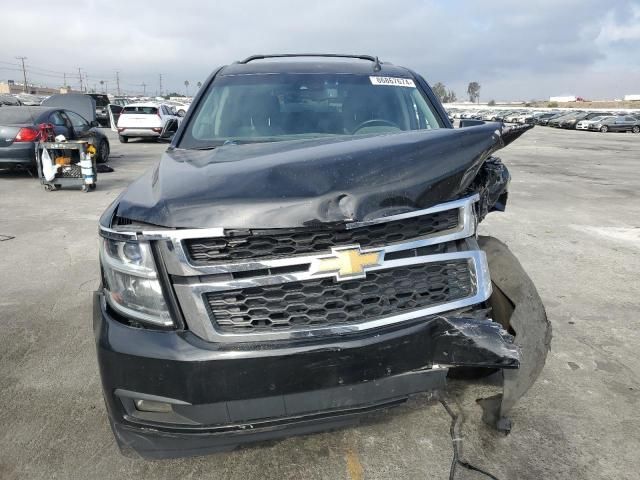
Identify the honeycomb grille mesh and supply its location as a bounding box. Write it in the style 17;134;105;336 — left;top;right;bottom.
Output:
186;209;459;264
206;260;475;332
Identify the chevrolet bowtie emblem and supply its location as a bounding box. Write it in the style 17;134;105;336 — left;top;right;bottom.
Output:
311;245;384;281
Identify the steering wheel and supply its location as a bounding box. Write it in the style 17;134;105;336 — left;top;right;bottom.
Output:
351;119;400;134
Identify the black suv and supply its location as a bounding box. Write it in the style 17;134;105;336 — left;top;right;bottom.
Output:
87;93;110;126
95;54;549;458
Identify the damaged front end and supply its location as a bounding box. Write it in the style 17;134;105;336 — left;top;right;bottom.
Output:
97;121;550;458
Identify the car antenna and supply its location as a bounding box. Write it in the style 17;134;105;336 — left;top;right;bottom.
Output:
373;56;382;72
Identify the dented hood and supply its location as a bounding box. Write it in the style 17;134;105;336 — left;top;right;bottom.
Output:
115;123;531;229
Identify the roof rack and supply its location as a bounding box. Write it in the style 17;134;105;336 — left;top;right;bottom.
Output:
237;54;382;71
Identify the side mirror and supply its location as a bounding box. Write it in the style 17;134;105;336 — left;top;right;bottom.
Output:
90;120;100;127
459;119;486;128
159;118;179;142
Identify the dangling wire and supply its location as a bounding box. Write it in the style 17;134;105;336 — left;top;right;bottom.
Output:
439;399;502;480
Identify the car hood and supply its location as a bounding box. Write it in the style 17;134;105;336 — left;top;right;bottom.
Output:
41;94;96;122
113;123;532;229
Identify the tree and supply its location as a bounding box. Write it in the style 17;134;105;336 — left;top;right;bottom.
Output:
444;89;457;103
432;83;457;103
467;82;481;103
184;80;190;96
488;99;496;106
432;82;447;102
196;81;202;89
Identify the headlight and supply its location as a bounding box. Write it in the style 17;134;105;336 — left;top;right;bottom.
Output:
99;238;173;327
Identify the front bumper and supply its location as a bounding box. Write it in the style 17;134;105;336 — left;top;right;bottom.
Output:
94;292;519;458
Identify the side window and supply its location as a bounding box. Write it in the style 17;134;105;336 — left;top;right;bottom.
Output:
625;116;636;122
49;111;66;126
65;111;89;128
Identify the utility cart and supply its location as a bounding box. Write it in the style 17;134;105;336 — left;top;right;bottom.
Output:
36;126;97;192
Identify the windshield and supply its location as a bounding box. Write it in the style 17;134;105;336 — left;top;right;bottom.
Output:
179;73;443;149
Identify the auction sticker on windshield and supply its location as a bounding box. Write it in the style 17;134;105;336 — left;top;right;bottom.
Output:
369;76;416;87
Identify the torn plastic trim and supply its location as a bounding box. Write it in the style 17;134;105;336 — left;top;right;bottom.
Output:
432;316;519;369
477;236;552;432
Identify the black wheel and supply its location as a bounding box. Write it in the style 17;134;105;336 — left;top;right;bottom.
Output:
119;135;128;143
177;109;186;117
600;125;608;133
96;140;110;163
44;184;54;191
633;126;640;134
89;183;97;190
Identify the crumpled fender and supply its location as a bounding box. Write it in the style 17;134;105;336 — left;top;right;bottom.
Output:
477;236;552;431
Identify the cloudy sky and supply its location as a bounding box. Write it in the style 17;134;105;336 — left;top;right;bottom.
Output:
1;0;639;101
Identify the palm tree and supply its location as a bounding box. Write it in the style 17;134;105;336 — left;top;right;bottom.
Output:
184;80;190;96
100;80;104;94
196;81;202;90
467;82;481;104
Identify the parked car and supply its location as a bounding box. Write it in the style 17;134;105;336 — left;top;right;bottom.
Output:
15;93;42;106
95;53;549;459
548;111;583;128
538;111;571;126
0;94;22;107
0;105;109;168
116;103;179;142
166;101;190;117
460;110;479;119
112;97;130;107
532;112;559;125
576;115;612;130
559;112;611;129
514;112;543;124
504;111;528;123
592;115;640;133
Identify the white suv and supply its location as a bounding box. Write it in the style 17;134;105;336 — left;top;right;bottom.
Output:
116;103;178;143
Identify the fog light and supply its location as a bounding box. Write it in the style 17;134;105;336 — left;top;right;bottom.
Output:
134;399;173;413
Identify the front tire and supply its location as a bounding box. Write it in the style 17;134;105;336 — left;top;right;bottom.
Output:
633;126;640;134
600;125;608;133
96;140;110;163
119;135;128;143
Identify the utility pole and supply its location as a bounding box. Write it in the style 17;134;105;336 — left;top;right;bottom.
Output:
141;82;146;95
63;72;67;90
159;74;163;97
16;56;28;92
115;71;121;96
78;68;83;92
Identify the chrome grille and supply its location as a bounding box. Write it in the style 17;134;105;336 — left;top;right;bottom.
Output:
206;260;475;332
185;209;459;264
102;194;491;343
